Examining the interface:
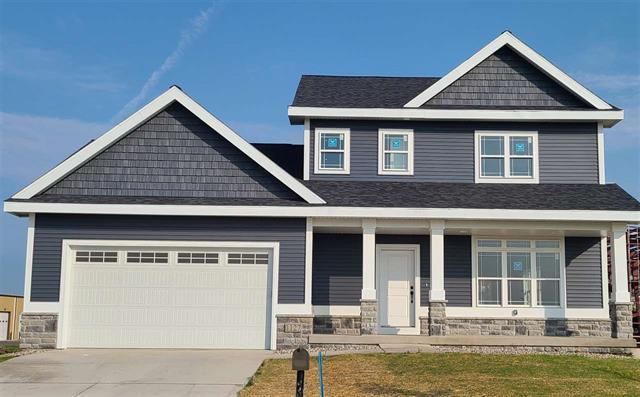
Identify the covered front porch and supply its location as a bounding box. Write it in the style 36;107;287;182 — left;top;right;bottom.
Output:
276;218;634;350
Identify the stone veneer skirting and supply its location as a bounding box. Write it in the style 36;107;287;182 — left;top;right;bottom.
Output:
360;300;378;335
313;316;361;335
20;313;58;349
444;318;613;337
276;315;313;349
610;303;634;339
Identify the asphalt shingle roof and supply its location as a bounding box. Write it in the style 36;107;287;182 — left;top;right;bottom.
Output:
291;75;439;108
303;181;640;211
13;182;640;212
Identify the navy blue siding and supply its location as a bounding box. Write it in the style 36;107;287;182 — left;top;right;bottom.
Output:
31;214;306;303
565;237;603;308
310;120;598;184
312;234;362;306
444;235;472;307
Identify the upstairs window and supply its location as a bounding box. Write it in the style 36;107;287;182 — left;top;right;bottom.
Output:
315;128;350;174
475;131;538;183
378;129;414;175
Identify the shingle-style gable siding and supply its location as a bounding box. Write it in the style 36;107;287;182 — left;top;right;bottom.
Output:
42;103;299;200
423;47;590;109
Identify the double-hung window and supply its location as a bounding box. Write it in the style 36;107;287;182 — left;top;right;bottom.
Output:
476;239;562;307
475;131;538;183
378;129;414;175
314;128;350;174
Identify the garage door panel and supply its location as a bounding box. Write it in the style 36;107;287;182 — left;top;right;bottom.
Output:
66;246;271;349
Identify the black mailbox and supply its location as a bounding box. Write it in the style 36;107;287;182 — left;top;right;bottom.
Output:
292;346;310;371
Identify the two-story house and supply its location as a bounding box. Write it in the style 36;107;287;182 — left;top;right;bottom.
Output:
5;31;639;352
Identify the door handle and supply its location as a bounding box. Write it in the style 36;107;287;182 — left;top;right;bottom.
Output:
410;285;414;303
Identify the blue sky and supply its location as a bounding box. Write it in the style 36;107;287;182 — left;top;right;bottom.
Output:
1;0;638;295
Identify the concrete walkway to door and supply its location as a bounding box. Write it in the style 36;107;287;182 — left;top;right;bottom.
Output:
0;349;273;396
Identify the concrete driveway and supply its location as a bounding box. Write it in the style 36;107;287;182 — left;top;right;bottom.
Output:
0;349;273;396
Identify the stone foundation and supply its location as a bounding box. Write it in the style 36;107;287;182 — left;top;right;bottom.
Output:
20;313;58;349
276;315;313;350
428;301;447;336
360;300;378;335
446;318;612;337
430;345;632;356
313;316;361;335
610;303;634;339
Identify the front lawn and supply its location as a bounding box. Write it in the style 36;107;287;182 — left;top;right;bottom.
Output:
0;344;21;363
240;352;640;396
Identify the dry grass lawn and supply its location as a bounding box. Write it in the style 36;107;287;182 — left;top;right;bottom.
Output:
240;352;640;396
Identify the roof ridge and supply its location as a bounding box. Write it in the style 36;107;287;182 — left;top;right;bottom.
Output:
301;74;441;79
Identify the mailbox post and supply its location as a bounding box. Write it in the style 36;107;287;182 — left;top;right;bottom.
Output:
292;346;310;397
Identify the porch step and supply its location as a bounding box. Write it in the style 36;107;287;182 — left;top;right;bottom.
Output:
379;344;436;353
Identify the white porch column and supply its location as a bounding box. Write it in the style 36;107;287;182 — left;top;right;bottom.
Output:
610;223;631;303
361;219;377;300
429;220;446;302
304;218;313;311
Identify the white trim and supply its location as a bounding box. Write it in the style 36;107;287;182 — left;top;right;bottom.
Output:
610;222;631;303
446;307;610;319
474;131;539;184
404;31;612;110
23;302;60;313
376;244;421;335
378;129;414;175
600;233;610;308
6;202;639;222
304;218;313;311
597;122;605;184
429;220;446;301
314;127;350;174
361;219;377;300
303;118;311;180
288;107;623;127
313;305;360;316
11;86;325;204
56;239;280;350
21;214;35;312
275;304;312;316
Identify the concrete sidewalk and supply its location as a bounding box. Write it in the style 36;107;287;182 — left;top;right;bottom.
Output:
0;349;272;396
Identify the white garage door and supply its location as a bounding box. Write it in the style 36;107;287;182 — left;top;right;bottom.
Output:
65;244;272;349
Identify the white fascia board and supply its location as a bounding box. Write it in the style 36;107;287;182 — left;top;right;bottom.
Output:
5;201;639;222
404;31;613;110
12;86;325;204
288;106;623;127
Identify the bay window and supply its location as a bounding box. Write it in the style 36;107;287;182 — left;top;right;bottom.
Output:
476;239;562;307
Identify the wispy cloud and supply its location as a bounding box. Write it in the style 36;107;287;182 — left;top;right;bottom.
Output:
113;2;220;121
573;72;640;92
0;35;124;93
0;112;108;181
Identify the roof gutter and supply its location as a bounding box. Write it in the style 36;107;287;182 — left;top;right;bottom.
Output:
5;201;639;223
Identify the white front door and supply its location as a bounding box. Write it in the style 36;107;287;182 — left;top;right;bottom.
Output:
378;249;415;328
0;312;9;340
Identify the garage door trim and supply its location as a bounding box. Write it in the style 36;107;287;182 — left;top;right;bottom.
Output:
58;239;280;350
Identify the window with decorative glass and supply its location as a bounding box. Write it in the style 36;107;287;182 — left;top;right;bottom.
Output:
379;129;413;174
477;132;537;182
476;239;561;307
